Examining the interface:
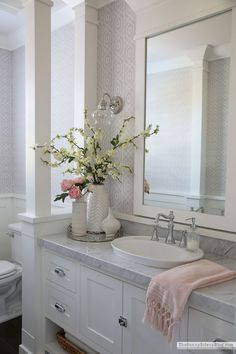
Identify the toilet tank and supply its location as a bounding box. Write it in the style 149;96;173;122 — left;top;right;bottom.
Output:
8;223;22;265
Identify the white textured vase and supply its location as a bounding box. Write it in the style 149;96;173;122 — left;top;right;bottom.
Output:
72;197;87;237
102;208;121;236
87;184;109;233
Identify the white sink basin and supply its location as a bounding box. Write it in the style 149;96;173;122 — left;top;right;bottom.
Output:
111;236;204;269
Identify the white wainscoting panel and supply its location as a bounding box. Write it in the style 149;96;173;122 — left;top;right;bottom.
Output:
0;194;25;260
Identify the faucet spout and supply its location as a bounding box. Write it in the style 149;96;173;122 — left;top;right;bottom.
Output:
165;211;175;244
151;211;175;243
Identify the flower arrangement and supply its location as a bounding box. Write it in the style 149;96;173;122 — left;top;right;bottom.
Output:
34;110;159;201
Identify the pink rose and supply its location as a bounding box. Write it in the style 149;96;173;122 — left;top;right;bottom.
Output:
69;186;81;199
74;176;85;184
60;179;74;192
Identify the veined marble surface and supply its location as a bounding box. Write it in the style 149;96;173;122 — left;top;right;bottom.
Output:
38;234;236;323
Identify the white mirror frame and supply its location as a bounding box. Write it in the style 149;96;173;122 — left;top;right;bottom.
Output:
133;0;236;240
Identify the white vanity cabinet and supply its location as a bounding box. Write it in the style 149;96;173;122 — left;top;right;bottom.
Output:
79;268;177;354
42;249;178;354
123;283;178;354
187;308;235;354
42;249;234;354
79;265;123;354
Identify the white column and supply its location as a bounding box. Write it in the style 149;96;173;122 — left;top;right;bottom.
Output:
25;0;52;217
19;1;53;353
72;0;98;126
188;45;212;207
190;60;208;196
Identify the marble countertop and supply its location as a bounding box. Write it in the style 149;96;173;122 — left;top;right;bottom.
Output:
39;234;236;323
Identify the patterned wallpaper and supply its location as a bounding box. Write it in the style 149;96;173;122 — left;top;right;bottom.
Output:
206;58;229;197
98;0;136;214
0;49;13;193
12;46;25;195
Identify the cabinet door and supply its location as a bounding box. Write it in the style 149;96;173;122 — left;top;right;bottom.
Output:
123;283;178;354
188;308;235;354
79;266;123;354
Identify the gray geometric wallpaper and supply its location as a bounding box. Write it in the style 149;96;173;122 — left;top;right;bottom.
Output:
206;58;229;197
98;0;136;214
12;46;25;195
0;49;13;193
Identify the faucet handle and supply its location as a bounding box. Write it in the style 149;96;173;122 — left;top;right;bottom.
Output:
154;213;160;224
179;230;187;248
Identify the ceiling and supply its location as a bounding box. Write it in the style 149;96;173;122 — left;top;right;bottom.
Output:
0;10;23;34
0;0;67;36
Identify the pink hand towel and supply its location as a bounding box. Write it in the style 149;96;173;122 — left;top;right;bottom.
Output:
143;259;236;342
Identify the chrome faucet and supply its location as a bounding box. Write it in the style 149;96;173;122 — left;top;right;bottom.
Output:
151;211;175;244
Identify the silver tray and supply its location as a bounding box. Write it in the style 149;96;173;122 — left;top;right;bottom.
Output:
67;224;121;242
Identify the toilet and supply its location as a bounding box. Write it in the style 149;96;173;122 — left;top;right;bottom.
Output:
0;223;22;324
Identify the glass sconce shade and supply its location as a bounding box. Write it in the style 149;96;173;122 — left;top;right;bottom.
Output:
92;93;123;126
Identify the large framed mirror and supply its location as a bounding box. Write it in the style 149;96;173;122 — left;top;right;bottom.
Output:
145;12;230;216
134;4;236;238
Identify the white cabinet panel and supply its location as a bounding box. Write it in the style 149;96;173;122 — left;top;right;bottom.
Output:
43;250;77;293
45;284;77;333
123;283;178;354
188;308;235;354
80;266;123;354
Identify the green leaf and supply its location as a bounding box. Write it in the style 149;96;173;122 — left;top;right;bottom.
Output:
54;193;68;203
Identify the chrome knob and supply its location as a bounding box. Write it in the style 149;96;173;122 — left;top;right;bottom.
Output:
118;316;127;327
54;267;66;277
54;302;65;313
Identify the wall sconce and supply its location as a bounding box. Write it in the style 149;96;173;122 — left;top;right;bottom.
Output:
92;93;123;125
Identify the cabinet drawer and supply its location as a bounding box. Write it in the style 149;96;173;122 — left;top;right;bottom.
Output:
188;308;234;354
45;284;77;332
43;250;76;293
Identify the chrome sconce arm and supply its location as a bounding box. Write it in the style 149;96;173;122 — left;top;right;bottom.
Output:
97;93;123;115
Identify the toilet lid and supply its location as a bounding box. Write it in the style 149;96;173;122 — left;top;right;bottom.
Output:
0;261;17;277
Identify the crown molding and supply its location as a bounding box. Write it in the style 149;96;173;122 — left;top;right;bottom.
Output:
125;0;168;14
0;0;23;13
0;0;114;50
62;0;114;9
20;0;53;6
0;4;74;51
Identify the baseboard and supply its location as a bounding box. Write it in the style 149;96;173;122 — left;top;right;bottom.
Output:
19;344;33;354
20;328;36;354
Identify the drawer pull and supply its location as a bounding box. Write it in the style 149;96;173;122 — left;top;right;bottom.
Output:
213;339;233;354
54;302;65;313
54;267;66;277
118;316;127;327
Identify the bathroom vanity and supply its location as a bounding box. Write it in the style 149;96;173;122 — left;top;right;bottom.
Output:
39;235;236;354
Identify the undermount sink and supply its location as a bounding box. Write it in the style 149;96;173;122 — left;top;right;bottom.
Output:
111;236;204;269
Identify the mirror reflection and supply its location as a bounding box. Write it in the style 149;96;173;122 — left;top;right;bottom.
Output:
144;12;231;216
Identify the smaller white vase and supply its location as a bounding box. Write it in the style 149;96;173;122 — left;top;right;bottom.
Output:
72;197;87;236
101;208;120;236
